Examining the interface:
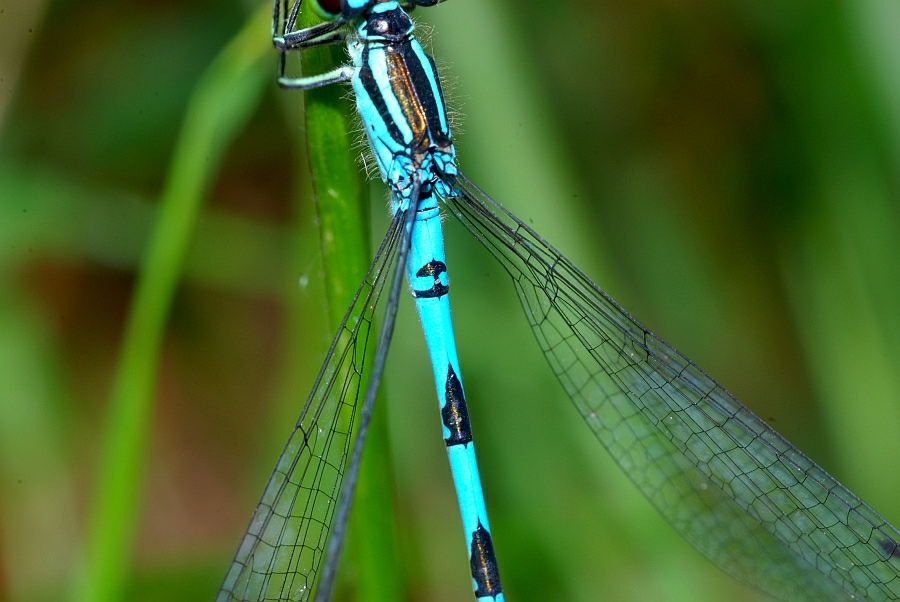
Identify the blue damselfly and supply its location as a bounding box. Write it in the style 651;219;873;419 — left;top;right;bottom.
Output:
217;1;900;601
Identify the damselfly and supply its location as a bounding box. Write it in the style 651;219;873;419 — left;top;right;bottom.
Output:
217;1;900;601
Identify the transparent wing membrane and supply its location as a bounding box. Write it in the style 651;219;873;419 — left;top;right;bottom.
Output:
445;173;900;602
216;213;405;602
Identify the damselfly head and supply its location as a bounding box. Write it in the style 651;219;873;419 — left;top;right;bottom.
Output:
326;0;443;21
360;4;414;40
309;0;376;21
315;0;379;21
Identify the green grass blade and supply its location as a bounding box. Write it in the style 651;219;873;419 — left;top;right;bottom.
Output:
73;6;272;602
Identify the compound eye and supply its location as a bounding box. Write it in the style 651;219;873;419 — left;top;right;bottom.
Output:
311;0;342;19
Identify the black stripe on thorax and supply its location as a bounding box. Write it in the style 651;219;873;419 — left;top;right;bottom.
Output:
407;48;451;149
359;44;406;145
358;40;451;153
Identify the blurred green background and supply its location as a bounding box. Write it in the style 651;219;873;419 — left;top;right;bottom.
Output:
2;0;900;601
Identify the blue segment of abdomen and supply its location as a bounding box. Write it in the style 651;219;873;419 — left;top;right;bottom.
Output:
407;192;504;601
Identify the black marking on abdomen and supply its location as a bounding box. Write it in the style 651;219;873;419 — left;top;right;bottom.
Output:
442;364;472;446
470;520;502;598
412;259;449;299
881;537;900;559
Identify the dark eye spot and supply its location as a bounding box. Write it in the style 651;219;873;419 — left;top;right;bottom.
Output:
317;0;341;16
